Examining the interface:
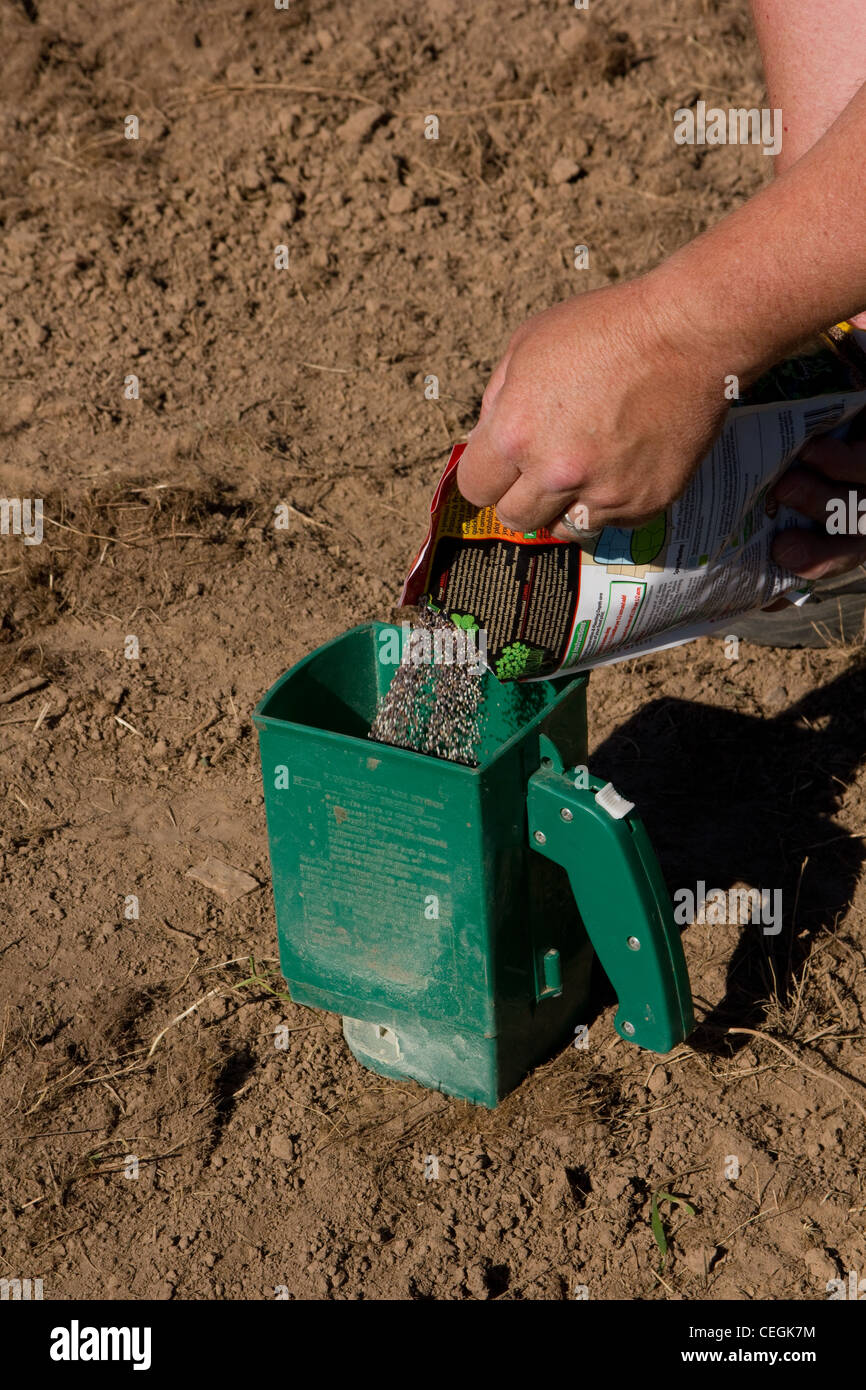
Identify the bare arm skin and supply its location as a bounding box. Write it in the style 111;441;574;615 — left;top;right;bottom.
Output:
750;0;866;176
751;0;866;578
457;9;866;580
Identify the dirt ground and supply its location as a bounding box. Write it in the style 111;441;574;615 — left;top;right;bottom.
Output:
2;0;866;1302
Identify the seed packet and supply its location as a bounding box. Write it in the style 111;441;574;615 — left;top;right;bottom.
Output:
401;326;866;678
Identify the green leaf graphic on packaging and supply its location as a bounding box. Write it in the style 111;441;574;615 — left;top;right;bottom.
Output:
495;641;545;680
449;612;479;630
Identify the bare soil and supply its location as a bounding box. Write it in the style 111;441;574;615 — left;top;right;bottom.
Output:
2;0;866;1301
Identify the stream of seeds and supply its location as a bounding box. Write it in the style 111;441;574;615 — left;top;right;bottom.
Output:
368;604;483;766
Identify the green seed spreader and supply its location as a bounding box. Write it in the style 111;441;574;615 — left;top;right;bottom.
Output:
254;623;694;1107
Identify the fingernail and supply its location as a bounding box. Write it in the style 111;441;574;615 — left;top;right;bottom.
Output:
774;534;808;569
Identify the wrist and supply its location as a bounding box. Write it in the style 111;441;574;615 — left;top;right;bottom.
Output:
636;256;775;392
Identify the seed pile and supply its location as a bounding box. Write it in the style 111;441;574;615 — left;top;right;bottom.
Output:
368;604;483;766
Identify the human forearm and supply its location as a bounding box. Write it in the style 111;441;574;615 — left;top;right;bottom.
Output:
749;0;866;173
647;78;866;382
457;24;866;542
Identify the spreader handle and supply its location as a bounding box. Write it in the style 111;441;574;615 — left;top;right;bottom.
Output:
527;757;693;1053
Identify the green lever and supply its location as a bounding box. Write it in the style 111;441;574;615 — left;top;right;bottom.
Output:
527;740;694;1053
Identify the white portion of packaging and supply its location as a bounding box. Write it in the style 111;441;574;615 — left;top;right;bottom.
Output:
557;388;866;673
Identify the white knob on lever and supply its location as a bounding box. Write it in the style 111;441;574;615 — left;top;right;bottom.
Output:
595;782;635;820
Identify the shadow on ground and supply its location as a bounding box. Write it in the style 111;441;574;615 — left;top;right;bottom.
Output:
589;660;866;1045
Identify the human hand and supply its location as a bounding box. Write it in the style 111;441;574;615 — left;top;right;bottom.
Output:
772;432;866;579
456;275;733;539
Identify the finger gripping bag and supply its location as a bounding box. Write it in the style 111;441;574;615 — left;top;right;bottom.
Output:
401;326;866;680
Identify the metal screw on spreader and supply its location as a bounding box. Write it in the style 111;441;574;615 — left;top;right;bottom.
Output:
622;1021;636;1036
534;830;546;845
560;807;573;822
627;936;641;951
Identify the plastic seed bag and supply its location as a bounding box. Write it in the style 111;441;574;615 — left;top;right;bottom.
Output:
402;326;866;678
